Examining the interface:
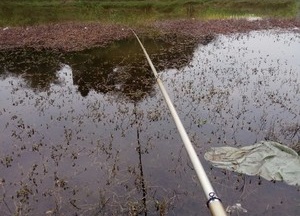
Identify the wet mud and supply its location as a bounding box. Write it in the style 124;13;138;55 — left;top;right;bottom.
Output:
0;18;300;51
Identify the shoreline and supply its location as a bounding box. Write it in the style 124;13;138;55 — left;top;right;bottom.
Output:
0;18;300;52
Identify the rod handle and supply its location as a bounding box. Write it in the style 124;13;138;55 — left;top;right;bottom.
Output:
208;200;227;216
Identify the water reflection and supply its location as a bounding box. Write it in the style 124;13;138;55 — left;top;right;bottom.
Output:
63;44;155;100
0;30;299;215
0;38;197;102
0;48;61;92
63;38;197;101
56;64;73;86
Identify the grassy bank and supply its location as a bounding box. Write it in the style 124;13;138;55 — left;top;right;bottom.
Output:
0;0;298;26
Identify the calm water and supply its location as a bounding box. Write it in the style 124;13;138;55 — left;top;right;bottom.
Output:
0;30;299;215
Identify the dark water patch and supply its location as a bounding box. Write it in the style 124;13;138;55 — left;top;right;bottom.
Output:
0;37;198;101
0;48;62;92
63;37;198;100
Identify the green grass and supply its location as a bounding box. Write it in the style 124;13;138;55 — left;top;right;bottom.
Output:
0;0;298;26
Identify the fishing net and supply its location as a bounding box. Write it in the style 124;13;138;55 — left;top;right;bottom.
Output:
204;141;300;186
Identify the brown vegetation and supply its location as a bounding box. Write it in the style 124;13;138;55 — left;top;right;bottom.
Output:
0;18;299;51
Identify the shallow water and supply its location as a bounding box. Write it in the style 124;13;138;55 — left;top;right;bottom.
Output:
0;30;299;215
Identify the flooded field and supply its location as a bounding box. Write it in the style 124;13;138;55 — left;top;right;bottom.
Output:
0;30;299;215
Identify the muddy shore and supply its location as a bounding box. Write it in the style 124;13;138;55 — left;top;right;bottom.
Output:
0;18;300;51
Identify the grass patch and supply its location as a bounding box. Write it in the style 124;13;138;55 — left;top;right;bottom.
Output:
0;0;298;26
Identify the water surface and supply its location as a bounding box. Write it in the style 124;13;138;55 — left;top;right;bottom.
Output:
0;30;299;215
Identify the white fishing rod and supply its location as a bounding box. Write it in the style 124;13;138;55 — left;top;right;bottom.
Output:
132;30;227;216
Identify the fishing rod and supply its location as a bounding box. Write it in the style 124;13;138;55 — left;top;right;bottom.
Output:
132;30;227;216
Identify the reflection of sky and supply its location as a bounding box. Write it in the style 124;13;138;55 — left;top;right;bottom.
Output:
191;30;300;80
161;30;299;147
56;64;73;86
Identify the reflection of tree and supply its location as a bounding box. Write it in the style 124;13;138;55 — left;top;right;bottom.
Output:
0;36;207;101
0;48;61;92
63;37;199;102
63;49;155;101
